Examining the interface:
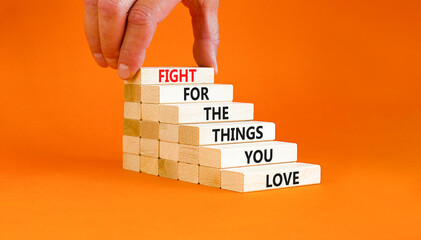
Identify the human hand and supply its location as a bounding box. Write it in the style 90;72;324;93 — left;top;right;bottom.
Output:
84;0;219;79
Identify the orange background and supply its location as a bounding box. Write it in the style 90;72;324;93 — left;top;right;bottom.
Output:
0;0;420;239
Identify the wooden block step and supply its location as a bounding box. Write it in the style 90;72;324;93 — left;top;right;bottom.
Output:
179;121;275;146
124;102;141;120
159;123;178;142
123;119;141;137
199;166;221;188
200;141;297;168
140;121;159;139
124;67;214;85
178;162;199;184
159;141;179;161
141;84;233;104
179;144;199;164
123;153;141;172
140;156;158;176
122;135;140;155
221;163;321;192
142;103;159;121
140;138;159;158
124;84;141;102
159;102;254;124
158;159;178;180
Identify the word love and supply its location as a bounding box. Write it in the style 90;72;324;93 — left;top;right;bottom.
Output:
266;171;299;188
159;69;197;83
212;126;264;142
245;149;273;164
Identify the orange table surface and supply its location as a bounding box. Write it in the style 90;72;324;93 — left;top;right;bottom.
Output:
0;0;420;239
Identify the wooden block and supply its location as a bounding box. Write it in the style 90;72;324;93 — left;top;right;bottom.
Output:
140;156;158;176
179;121;276;146
159;123;178;142
123;153;141;172
199;166;221;188
140;138;159;157
178;162;199;184
122;135;140;154
159;102;254;124
142;103;159;121
159;141;179;161
124;102;141;120
141;84;233;104
200;141;297;168
123;119;141;137
158;159;178;180
221;163;321;192
124;84;141;102
140;121;159;139
178;144;199;164
124;67;214;85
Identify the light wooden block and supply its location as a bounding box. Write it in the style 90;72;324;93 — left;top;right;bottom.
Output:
158;159;178;180
159;123;178;142
124;84;141;102
123;119;141;137
159;141;179;161
179;121;275;146
140;156;158;176
178;144;199;164
124;102;141;120
122;135;140;154
141;84;233;104
200;141;297;168
142;103;159;121
124;67;214;85
221;163;321;192
199;166;221;188
140;138;159;158
178;162;199;184
140;121;159;139
159;102;254;124
123;153;141;172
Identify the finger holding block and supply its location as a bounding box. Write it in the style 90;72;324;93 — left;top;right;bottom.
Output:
179;121;276;146
221;163;321;192
141;84;233;104
124;67;214;85
159;102;254;124
200;141;297;168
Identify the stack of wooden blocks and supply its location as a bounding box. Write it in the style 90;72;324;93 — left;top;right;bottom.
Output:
123;67;321;192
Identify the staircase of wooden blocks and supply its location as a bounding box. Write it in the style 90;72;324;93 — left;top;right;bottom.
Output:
122;67;321;192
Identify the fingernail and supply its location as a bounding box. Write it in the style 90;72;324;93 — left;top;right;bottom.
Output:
118;64;131;79
106;58;118;69
93;53;108;67
214;64;218;74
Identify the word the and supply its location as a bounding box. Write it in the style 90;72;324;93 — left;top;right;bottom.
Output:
245;149;273;164
159;69;197;83
212;126;263;142
184;87;209;101
203;106;229;120
266;171;299;188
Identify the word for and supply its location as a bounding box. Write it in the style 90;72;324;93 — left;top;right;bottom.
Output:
203;106;229;121
266;171;299;188
184;87;209;101
159;69;197;83
211;126;263;142
245;149;273;164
